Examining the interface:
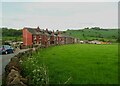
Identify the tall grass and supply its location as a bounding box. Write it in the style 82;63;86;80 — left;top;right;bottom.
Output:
20;51;49;86
21;44;118;84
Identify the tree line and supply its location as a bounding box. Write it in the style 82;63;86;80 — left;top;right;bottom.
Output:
2;27;22;37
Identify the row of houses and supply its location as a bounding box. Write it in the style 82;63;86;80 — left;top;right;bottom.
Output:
22;26;80;47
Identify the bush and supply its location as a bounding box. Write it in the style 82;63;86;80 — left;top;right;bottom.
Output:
21;56;49;86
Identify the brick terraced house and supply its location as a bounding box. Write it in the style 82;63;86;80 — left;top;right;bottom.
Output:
23;26;80;47
23;26;42;46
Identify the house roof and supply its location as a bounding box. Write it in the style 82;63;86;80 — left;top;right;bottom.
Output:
24;27;74;38
24;27;42;35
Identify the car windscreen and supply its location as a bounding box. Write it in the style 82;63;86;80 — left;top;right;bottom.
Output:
3;45;10;49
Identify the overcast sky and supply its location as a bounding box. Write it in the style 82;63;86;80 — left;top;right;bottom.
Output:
1;2;118;31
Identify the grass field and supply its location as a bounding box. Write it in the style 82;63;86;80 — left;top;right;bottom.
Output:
65;29;118;42
21;44;118;84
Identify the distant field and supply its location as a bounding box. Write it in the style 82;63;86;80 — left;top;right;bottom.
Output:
22;44;118;84
65;29;118;42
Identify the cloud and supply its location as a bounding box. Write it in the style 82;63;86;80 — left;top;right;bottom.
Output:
2;2;118;30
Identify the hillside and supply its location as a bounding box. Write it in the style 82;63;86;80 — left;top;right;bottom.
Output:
64;28;118;42
1;27;118;42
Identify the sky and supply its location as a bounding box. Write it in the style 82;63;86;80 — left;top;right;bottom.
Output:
1;1;119;31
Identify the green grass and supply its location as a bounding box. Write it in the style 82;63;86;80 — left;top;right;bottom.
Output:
65;29;118;42
21;44;118;84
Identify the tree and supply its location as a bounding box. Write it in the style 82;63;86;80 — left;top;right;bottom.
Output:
67;29;70;31
90;27;101;30
2;28;22;37
84;27;89;29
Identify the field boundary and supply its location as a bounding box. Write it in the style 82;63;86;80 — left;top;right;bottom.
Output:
2;46;41;86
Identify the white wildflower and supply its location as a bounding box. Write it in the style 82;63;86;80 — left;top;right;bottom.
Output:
37;69;40;72
19;60;23;63
32;69;37;73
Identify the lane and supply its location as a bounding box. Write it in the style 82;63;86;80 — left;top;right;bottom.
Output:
0;48;30;85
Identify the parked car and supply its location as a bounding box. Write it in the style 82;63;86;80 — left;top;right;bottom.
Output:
0;45;14;55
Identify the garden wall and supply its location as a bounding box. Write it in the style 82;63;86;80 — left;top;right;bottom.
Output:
2;46;40;86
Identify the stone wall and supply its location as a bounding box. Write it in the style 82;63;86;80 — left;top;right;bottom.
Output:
3;47;39;86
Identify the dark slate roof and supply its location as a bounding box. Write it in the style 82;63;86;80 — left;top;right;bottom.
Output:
24;27;42;35
24;27;73;38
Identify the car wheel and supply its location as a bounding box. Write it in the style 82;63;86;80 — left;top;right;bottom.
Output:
5;51;8;54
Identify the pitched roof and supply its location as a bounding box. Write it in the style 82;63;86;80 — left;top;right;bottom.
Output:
24;27;42;35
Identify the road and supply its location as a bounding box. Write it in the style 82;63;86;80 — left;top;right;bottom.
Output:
0;48;30;85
